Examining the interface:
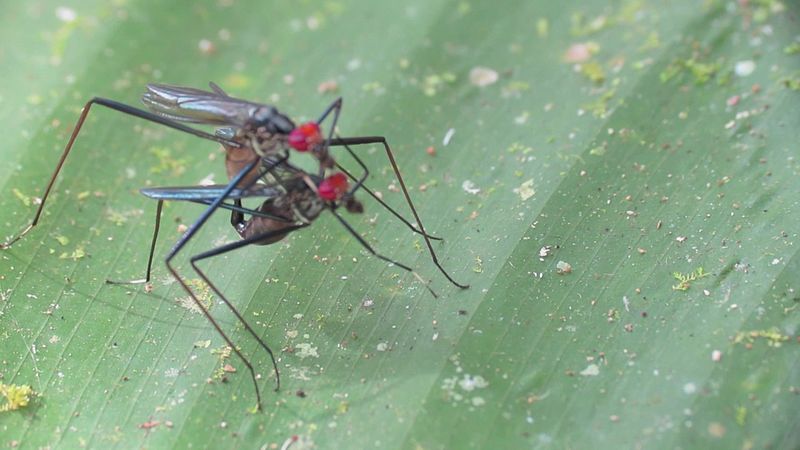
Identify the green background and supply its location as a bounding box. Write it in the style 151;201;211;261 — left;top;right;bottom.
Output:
1;0;798;448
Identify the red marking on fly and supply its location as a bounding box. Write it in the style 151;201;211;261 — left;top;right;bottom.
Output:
288;122;323;152
317;173;349;201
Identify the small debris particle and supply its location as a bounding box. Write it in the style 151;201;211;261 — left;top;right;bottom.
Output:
624;323;634;333
473;256;483;273
711;350;722;362
579;364;599;376
361;298;374;308
198;39;216;55
471;397;486;407
539;245;553;259
726;95;740;106
672;267;708;291
138;420;160;430
296;389;306;398
317;79;338;94
0;383;34;412
54;235;69;246
376;342;388;352
194;339;211;348
295;343;319;359
637;247;647;255
462;180;481;195
443;128;455;146
556;261;572;275
12;189;32;207
426;146;436;156
708;422;726;438
734;60;755;77
222;364;236;373
563;42;598;63
675;236;687;243
683;382;697;394
457;374;489;391
609;415;620;422
177;224;188;234
514;179;536;201
536;17;549;36
55;6;77;22
469;66;498;87
59;246;87;261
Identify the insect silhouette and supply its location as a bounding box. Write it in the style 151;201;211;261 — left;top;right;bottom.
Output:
1;82;469;410
2;83;466;288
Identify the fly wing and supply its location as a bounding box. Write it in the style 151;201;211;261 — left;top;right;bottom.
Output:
140;184;283;201
142;83;272;127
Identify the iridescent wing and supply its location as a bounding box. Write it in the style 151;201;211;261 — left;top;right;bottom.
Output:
142;83;294;133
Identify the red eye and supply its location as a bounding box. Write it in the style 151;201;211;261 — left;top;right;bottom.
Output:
318;173;349;201
288;122;323;152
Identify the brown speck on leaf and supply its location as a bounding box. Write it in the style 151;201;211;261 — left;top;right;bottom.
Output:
296;389;307;398
426;146;436;156
139;420;160;430
563;42;597;63
317;80;339;94
624;323;634;333
177;223;188;234
222;364;236;373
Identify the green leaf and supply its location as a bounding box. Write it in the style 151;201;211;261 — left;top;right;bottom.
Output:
1;0;798;448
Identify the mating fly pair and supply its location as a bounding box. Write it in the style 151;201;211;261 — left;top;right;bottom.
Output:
1;82;468;410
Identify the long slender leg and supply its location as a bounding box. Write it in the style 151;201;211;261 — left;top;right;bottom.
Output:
328;208;438;299
163;156;291;411
105;195;293;285
1;97;240;249
106;200;164;285
332;149;442;241
329;136;469;289
161;160;265;409
188;223;309;396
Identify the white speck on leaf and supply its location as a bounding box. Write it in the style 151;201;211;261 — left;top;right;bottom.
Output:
296;343;319;359
514;179;535;201
462;180;481;195
580;364;599;376
469;66;498;87
734;60;755;77
443;128;455;146
55;7;77;22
